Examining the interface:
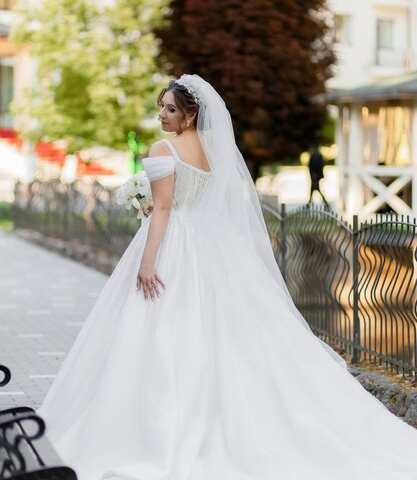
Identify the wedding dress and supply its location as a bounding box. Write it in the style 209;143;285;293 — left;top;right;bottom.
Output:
37;75;417;480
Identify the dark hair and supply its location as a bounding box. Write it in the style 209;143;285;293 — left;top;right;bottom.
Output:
157;80;199;134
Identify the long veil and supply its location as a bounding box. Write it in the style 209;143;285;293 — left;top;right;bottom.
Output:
178;74;347;369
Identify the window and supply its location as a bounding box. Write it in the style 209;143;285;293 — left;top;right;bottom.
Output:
375;18;400;66
334;15;352;44
377;19;394;49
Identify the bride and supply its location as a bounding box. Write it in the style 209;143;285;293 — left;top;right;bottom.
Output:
38;74;417;480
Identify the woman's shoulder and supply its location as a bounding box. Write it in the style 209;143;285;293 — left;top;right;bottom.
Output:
142;140;175;173
148;140;172;158
142;143;175;180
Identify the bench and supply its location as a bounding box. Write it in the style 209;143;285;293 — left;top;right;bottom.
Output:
0;365;77;480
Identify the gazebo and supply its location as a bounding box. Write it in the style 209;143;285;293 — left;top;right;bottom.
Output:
326;71;417;217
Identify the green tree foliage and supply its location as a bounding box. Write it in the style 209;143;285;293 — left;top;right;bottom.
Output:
11;0;171;153
156;0;335;178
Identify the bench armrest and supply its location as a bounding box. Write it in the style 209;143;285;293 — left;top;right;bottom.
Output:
0;365;11;387
10;466;78;480
0;412;46;440
0;406;35;417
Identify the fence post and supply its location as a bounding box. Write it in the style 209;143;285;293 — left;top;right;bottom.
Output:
63;185;69;241
280;203;287;283
352;215;361;363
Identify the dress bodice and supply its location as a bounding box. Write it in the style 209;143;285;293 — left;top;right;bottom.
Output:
142;139;212;212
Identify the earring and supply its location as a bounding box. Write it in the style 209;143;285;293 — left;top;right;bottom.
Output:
186;119;191;127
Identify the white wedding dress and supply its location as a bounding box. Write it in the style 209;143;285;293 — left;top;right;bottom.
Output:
38;139;417;480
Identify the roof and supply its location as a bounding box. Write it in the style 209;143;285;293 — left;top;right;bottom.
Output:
325;71;417;104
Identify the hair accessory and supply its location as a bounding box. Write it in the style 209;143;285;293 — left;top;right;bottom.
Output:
175;75;202;105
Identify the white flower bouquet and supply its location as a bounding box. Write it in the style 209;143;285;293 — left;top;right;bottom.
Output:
115;171;153;220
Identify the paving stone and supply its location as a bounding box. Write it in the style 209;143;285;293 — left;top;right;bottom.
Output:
0;230;108;409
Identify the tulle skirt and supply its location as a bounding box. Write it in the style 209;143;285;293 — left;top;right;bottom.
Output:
37;210;417;480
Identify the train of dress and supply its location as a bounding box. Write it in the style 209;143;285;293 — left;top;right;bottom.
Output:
37;210;417;480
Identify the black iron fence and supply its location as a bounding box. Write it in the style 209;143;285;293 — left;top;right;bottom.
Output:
12;180;138;256
263;203;417;378
11;180;417;377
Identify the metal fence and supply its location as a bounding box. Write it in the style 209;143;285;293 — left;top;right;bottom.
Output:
11;180;417;377
263;203;417;378
12;180;139;256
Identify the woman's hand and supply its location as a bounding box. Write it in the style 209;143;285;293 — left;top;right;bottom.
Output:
144;204;153;218
136;262;166;301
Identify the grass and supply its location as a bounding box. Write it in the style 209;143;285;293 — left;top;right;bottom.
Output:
0;202;13;230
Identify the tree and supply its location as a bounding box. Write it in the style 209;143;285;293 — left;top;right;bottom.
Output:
156;0;336;179
11;0;171;153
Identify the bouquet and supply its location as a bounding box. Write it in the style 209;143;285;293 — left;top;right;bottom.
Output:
115;171;153;220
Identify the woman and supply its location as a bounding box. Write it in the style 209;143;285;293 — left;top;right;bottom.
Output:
38;74;417;480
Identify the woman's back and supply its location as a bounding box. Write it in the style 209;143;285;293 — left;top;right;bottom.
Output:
156;138;212;212
170;132;211;173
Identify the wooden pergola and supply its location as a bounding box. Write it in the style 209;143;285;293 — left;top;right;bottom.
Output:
326;72;417;217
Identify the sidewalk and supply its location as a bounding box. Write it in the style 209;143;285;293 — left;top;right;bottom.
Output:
0;230;108;410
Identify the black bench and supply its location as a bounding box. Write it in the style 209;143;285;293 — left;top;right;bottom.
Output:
0;365;77;480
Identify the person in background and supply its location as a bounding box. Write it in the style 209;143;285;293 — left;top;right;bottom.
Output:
308;147;329;206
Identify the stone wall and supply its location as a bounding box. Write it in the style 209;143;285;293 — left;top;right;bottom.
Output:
349;366;417;428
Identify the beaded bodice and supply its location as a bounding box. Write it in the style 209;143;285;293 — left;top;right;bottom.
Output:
166;140;212;211
142;139;212;212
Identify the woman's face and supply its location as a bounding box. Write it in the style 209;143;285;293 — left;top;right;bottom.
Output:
158;90;188;133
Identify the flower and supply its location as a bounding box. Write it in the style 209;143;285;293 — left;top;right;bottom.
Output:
116;171;153;219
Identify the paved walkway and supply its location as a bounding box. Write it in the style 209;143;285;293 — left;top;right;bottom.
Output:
0;230;108;410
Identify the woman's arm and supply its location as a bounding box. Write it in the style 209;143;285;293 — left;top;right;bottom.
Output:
137;142;175;301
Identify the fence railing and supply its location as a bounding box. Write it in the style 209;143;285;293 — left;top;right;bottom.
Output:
11;180;417;377
12;180;139;256
263;203;417;378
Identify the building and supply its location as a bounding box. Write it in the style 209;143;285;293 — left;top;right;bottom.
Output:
325;0;417;217
0;0;34;131
327;73;417;217
328;0;417;90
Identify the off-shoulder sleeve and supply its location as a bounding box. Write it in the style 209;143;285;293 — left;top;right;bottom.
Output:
142;155;175;181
